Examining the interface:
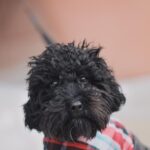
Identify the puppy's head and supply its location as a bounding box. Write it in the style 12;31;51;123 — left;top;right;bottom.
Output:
24;41;125;141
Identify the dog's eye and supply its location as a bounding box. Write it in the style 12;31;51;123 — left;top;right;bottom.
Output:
51;81;58;86
80;77;87;82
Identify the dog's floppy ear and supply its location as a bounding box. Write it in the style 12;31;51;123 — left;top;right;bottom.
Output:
23;56;44;132
93;55;126;112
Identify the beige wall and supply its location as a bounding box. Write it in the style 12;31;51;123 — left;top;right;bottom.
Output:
1;0;150;79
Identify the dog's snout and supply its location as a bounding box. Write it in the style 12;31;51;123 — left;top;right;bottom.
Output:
71;101;83;113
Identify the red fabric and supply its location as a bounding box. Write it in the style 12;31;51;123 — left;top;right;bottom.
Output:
44;137;96;150
102;119;134;150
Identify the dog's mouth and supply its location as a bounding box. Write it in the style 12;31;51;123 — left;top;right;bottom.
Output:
60;117;99;141
42;112;101;141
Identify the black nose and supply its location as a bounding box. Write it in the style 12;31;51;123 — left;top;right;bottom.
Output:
71;101;83;113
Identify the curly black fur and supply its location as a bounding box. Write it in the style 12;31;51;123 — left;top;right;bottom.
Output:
24;41;125;141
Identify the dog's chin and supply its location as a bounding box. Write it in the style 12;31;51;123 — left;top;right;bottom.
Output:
52;117;99;141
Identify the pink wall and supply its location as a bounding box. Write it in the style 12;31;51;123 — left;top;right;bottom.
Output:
1;0;150;79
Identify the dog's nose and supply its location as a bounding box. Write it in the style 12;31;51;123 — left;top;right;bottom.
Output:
71;101;83;113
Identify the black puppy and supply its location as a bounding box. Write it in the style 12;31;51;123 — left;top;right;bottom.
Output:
24;41;149;149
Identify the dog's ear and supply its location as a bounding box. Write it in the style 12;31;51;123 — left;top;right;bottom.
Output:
93;56;126;112
23;56;44;131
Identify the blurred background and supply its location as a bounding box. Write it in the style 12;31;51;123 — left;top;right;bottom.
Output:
0;0;150;149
